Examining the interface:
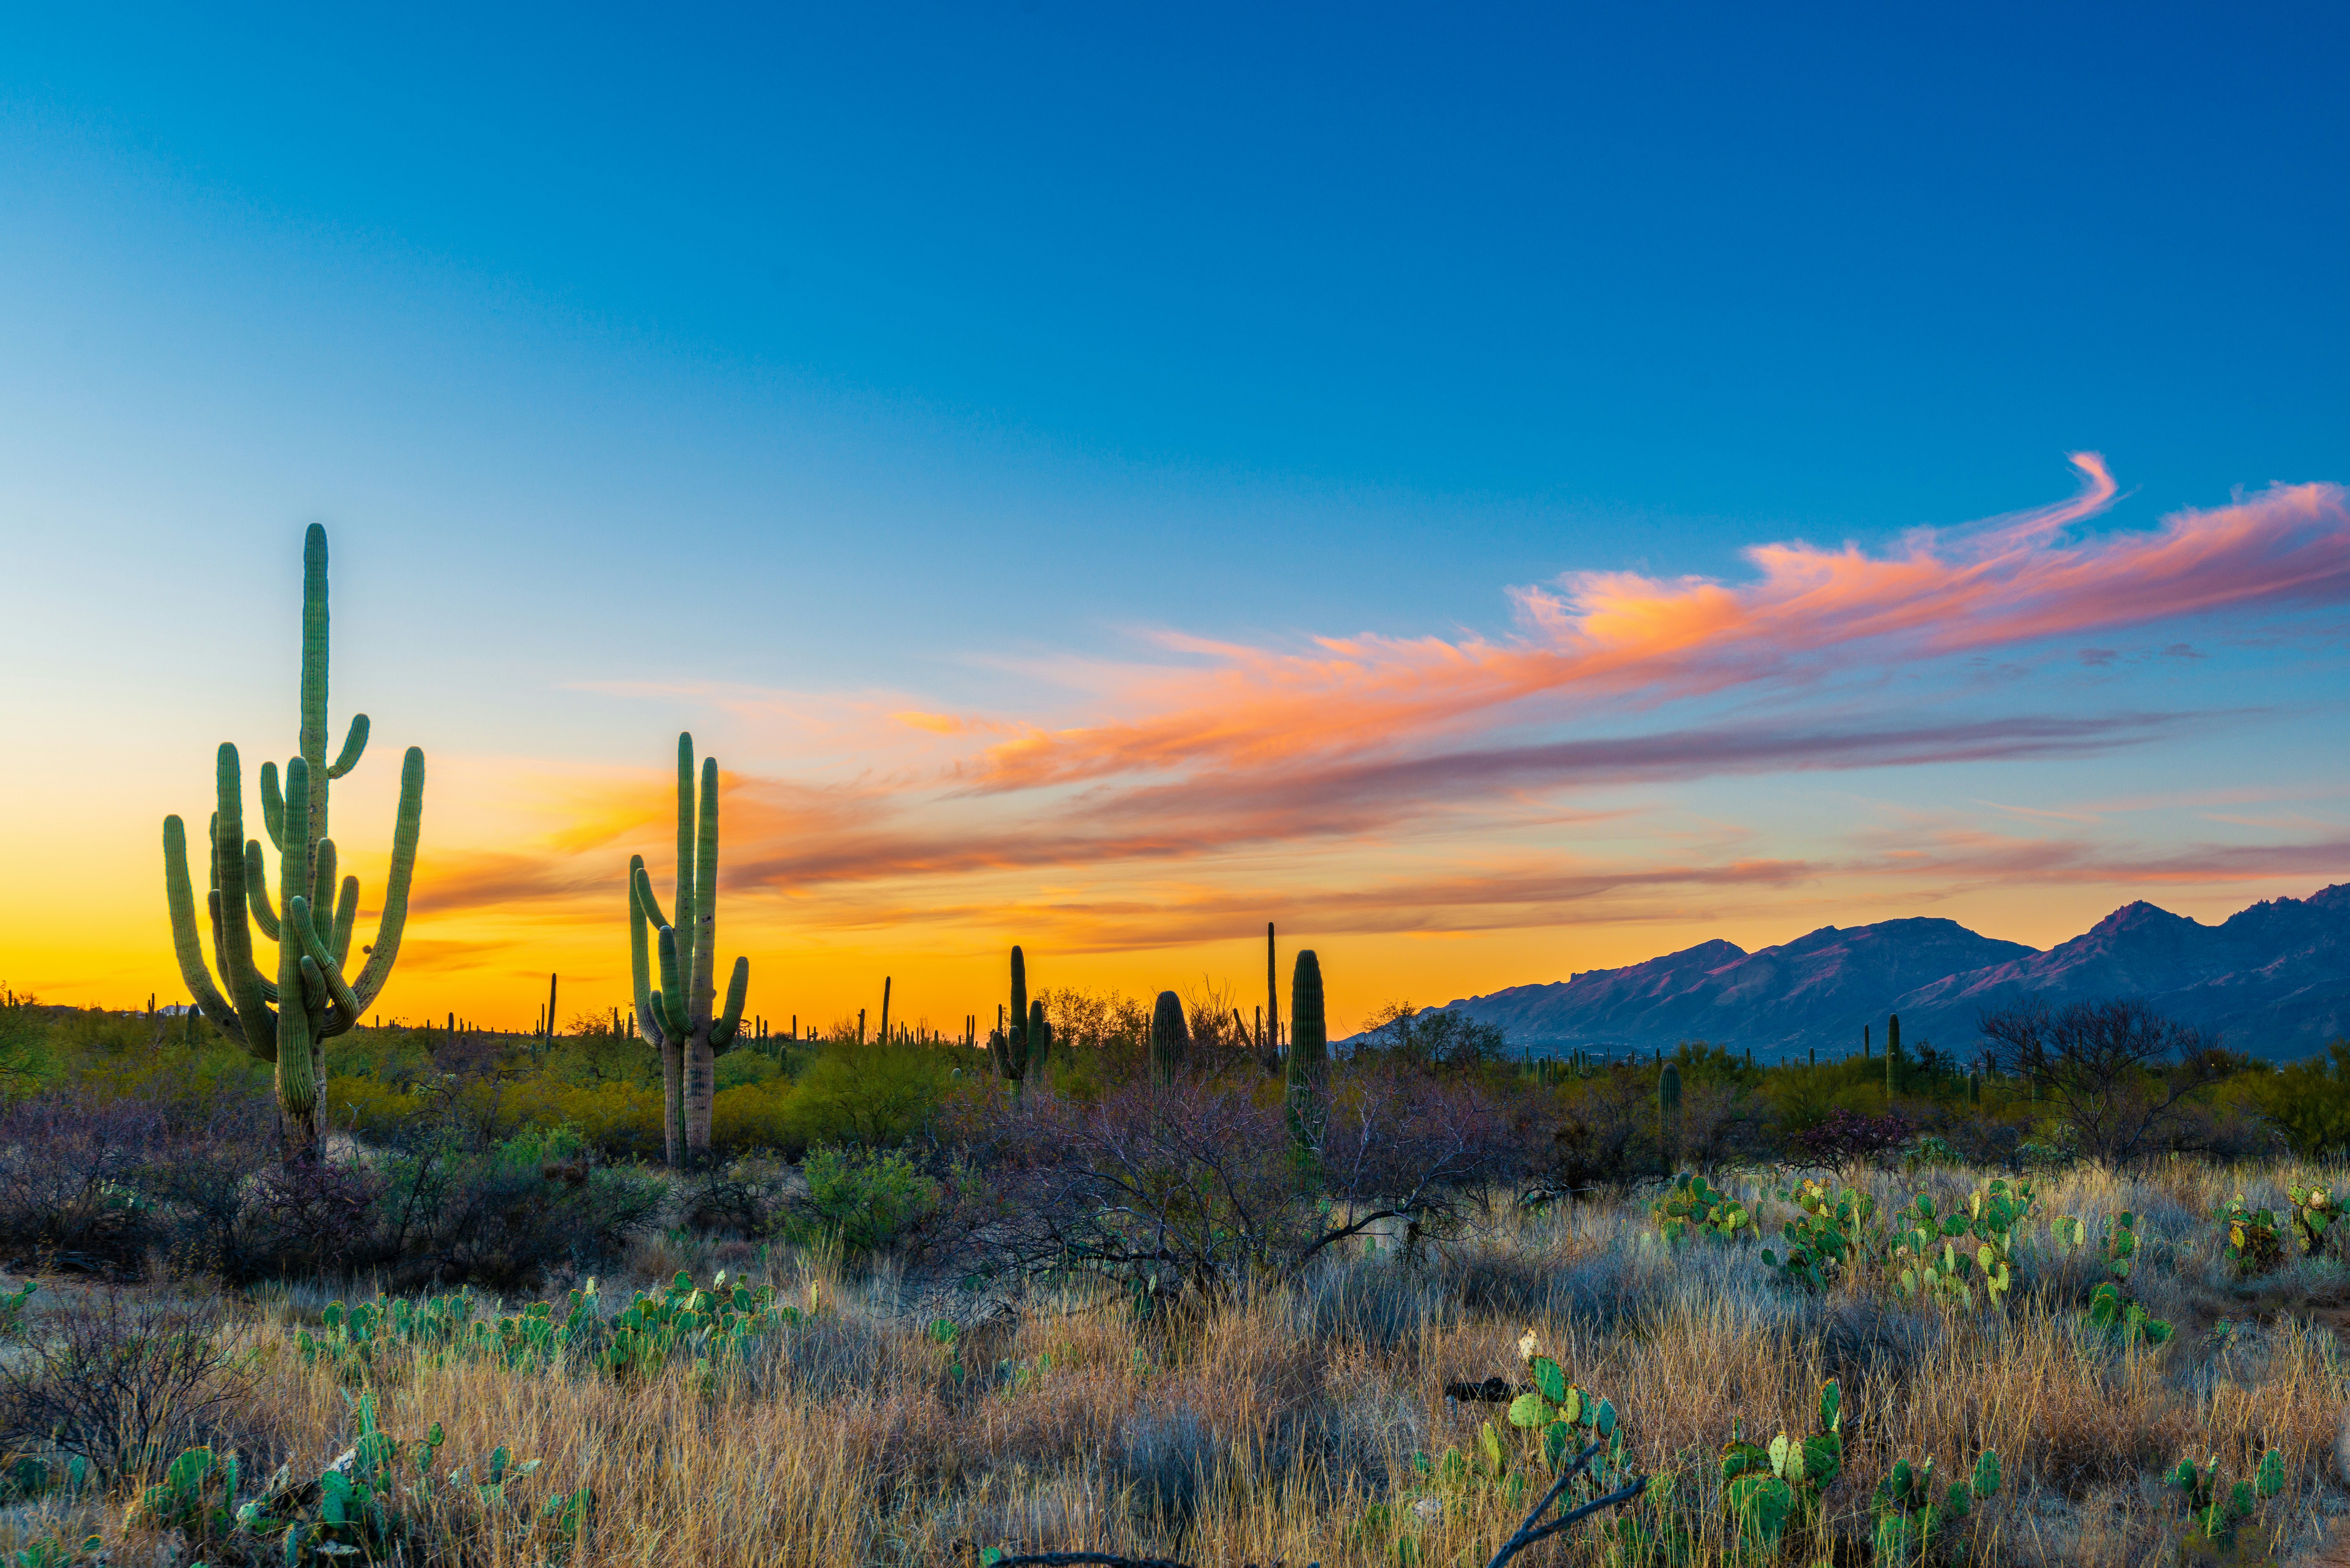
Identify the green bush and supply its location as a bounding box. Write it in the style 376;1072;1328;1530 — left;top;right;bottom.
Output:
782;1044;957;1150
799;1146;940;1258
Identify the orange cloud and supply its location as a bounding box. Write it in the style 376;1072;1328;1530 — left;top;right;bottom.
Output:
957;460;2348;792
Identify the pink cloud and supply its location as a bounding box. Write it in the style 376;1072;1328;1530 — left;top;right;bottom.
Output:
961;459;2350;792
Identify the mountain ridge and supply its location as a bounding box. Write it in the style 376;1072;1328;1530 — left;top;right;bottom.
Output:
1405;885;2350;1062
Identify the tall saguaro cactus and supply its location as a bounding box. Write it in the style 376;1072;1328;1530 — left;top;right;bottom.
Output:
996;946;1032;1088
627;733;750;1167
1150;991;1188;1084
162;525;426;1159
1286;950;1327;1142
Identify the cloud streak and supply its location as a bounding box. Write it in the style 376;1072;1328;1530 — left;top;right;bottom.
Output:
960;460;2350;793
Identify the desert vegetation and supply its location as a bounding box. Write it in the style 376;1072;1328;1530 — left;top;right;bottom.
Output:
5;976;2350;1566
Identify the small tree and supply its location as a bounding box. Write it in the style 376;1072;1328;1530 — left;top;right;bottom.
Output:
1977;997;2231;1165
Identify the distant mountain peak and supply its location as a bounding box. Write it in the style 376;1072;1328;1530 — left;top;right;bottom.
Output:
1414;886;2350;1064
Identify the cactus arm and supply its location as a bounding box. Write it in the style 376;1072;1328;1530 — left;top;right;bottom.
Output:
672;733;697;998
632;863;671;932
711;956;748;1053
209;744;278;1057
297;953;330;1030
629;856;666;1048
242;840;282;940
330;875;359;966
289;895;363;1037
310;838;338;937
280;754;313;939
347;747;425;1010
260;762;286;852
691;756;719;1025
655;925;688;1037
163;814;243;1042
326;713;369;778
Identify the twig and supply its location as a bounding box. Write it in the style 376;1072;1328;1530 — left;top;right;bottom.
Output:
1481;1438;1648;1568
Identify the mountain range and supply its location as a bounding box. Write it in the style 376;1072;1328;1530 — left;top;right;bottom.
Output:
1410;884;2350;1063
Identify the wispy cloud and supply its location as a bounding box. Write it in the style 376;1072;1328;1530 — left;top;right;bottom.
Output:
957;460;2349;793
397;461;2350;969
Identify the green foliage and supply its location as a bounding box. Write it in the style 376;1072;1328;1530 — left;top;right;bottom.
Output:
1761;1178;1881;1289
1870;1447;2000;1564
2053;1208;2146;1280
122;1392;585;1564
1717;1379;1844;1550
2167;1447;2285;1556
780;1042;956;1150
1891;1178;2035;1308
295;1270;801;1383
595;1270;801;1380
1651;1172;1755;1245
2088;1281;2174;1347
799;1145;940;1258
2256;1043;2350;1157
2286;1183;2337;1257
2222;1195;2287;1276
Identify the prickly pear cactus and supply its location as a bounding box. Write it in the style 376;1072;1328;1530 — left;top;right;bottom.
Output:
2223;1196;2288;1276
1761;1178;1883;1289
2288;1184;2337;1257
1869;1447;2000;1564
1718;1379;1844;1550
2167;1447;2285;1557
2087;1281;2175;1347
1652;1172;1757;1245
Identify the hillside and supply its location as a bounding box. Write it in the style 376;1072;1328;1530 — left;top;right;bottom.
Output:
1415;885;2350;1062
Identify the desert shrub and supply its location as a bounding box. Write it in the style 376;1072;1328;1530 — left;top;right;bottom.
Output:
0;1291;250;1481
1539;1067;1664;1190
781;1042;957;1151
2256;1044;2350;1157
797;1145;940;1259
1784;1108;1917;1175
712;1078;797;1154
0;1094;174;1270
933;1068;1512;1298
1353;1003;1509;1074
367;1120;663;1288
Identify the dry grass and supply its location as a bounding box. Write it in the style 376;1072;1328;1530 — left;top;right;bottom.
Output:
5;1160;2349;1565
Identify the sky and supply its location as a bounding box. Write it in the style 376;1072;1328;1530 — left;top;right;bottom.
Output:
3;4;2348;1037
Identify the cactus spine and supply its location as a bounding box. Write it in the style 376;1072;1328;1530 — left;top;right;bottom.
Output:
162;524;424;1160
1150;991;1188;1084
627;733;749;1168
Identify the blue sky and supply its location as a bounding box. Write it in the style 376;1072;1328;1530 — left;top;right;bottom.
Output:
6;4;2349;1025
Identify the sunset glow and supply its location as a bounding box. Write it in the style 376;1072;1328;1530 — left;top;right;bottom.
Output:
4;13;2346;1037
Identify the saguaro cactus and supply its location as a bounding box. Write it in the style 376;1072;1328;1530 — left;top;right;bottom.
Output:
1286;950;1327;1140
1151;991;1188;1083
162;525;425;1160
997;946;1032;1087
1886;1013;1907;1095
627;733;750;1167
